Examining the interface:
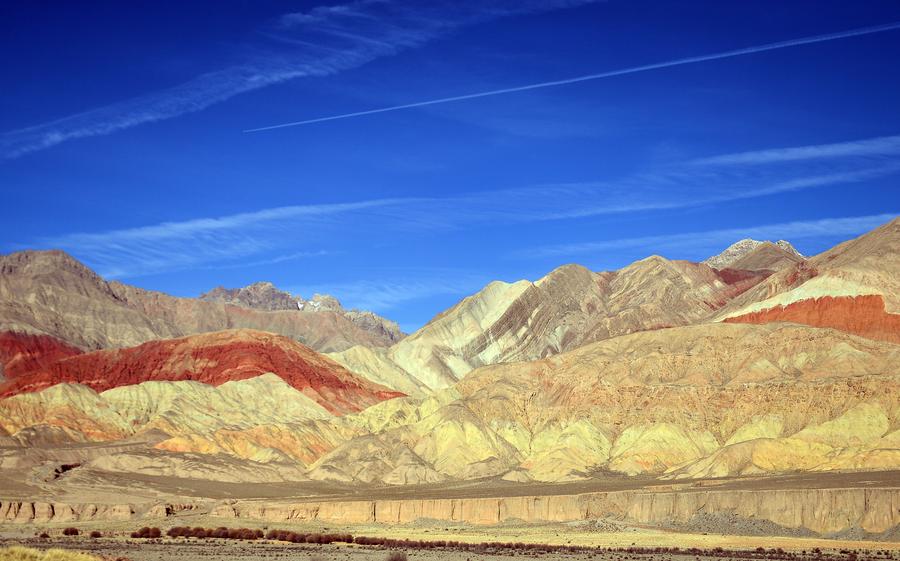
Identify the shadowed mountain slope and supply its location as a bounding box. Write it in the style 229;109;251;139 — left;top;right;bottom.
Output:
0;250;402;353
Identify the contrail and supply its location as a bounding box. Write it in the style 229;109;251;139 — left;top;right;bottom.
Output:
244;20;900;133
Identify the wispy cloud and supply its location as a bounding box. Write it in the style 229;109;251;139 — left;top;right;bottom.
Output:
691;134;900;166
32;199;411;278
0;1;597;159
245;20;900;132
17;134;900;278
16;133;899;278
517;213;898;259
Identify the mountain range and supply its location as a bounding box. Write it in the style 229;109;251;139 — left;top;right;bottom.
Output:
0;250;403;357
0;217;897;488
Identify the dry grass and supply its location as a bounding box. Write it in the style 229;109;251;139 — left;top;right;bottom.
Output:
0;546;100;561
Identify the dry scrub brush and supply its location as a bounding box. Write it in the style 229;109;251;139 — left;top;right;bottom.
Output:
0;546;100;561
129;527;160;539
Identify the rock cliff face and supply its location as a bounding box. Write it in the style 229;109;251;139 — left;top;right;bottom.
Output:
0;501;134;523
211;485;900;535
3;484;897;536
0;250;401;353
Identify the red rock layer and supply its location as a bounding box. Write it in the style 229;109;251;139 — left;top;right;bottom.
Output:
0;329;403;415
724;294;900;344
716;268;770;287
0;331;82;379
714;268;772;301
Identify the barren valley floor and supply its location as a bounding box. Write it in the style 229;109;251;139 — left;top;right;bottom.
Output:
2;468;900;551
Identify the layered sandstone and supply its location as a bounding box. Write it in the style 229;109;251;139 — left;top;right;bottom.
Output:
212;485;900;535
0;374;357;466
0;332;81;380
0;329;402;414
728;243;806;272
0;501;134;523
725;294;900;344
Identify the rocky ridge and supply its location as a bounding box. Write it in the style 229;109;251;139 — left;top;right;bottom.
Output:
199;282;404;344
0;250;402;353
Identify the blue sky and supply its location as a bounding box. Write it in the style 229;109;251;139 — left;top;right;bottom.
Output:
2;1;900;332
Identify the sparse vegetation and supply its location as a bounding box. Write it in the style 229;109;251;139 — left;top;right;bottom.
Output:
127;526;889;561
166;526;264;540
0;546;100;561
129;527;161;539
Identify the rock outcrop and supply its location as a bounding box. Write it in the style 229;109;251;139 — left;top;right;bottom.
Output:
0;218;898;499
4;482;897;536
1;322;896;485
0;501;134;523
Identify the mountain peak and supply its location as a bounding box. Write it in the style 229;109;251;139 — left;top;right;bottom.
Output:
199;282;303;311
774;239;803;258
704;238;804;270
198;282;405;343
0;249;100;279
